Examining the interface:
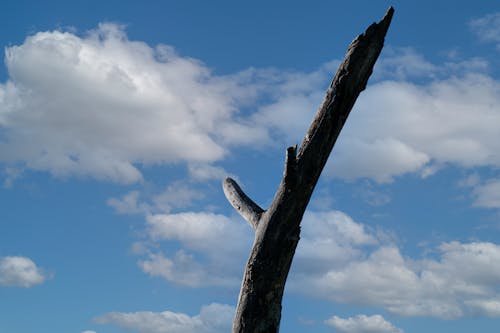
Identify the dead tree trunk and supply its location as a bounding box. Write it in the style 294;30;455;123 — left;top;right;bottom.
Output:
223;8;394;333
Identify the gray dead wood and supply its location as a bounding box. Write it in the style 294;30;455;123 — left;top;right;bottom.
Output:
223;7;394;333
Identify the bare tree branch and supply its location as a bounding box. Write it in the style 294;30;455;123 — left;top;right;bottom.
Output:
225;7;394;333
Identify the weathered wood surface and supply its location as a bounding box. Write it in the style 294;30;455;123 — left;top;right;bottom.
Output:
223;7;394;333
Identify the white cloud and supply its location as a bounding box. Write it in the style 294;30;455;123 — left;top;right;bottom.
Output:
2;166;22;188
465;299;500;317
325;314;403;333
138;250;241;288
294;210;377;274
138;212;252;287
0;24;342;184
238;49;500;183
107;182;203;215
146;212;251;254
0;24;262;183
455;174;500;209
328;137;430;183
374;47;438;80
107;190;150;214
250;61;338;145
2;25;499;185
0;256;47;287
139;210;377;288
325;72;500;182
130;205;500;319
373;47;489;81
95;303;234;333
187;163;232;182
472;178;500;208
470;12;500;49
302;240;500;319
139;251;215;288
152;183;203;213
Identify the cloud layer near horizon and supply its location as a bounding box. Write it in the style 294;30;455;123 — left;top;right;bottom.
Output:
95;303;234;333
325;314;403;333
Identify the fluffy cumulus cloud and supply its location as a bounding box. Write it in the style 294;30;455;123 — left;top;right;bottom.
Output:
327;71;500;182
234;46;500;183
2;24;500;185
0;23;339;184
325;314;403;333
95;303;234;333
292;210;378;275
0;256;47;287
301;239;500;319
247;47;500;184
137;212;253;287
0;24;269;183
136;209;378;288
130;206;500;319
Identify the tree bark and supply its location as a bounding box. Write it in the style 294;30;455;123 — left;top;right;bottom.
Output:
223;7;394;333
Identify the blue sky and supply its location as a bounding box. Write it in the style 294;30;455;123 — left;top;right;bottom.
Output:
1;1;500;333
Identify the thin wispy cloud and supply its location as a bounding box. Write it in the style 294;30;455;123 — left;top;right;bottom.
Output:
470;12;500;50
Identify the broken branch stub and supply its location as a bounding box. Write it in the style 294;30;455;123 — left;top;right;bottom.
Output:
223;177;264;230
